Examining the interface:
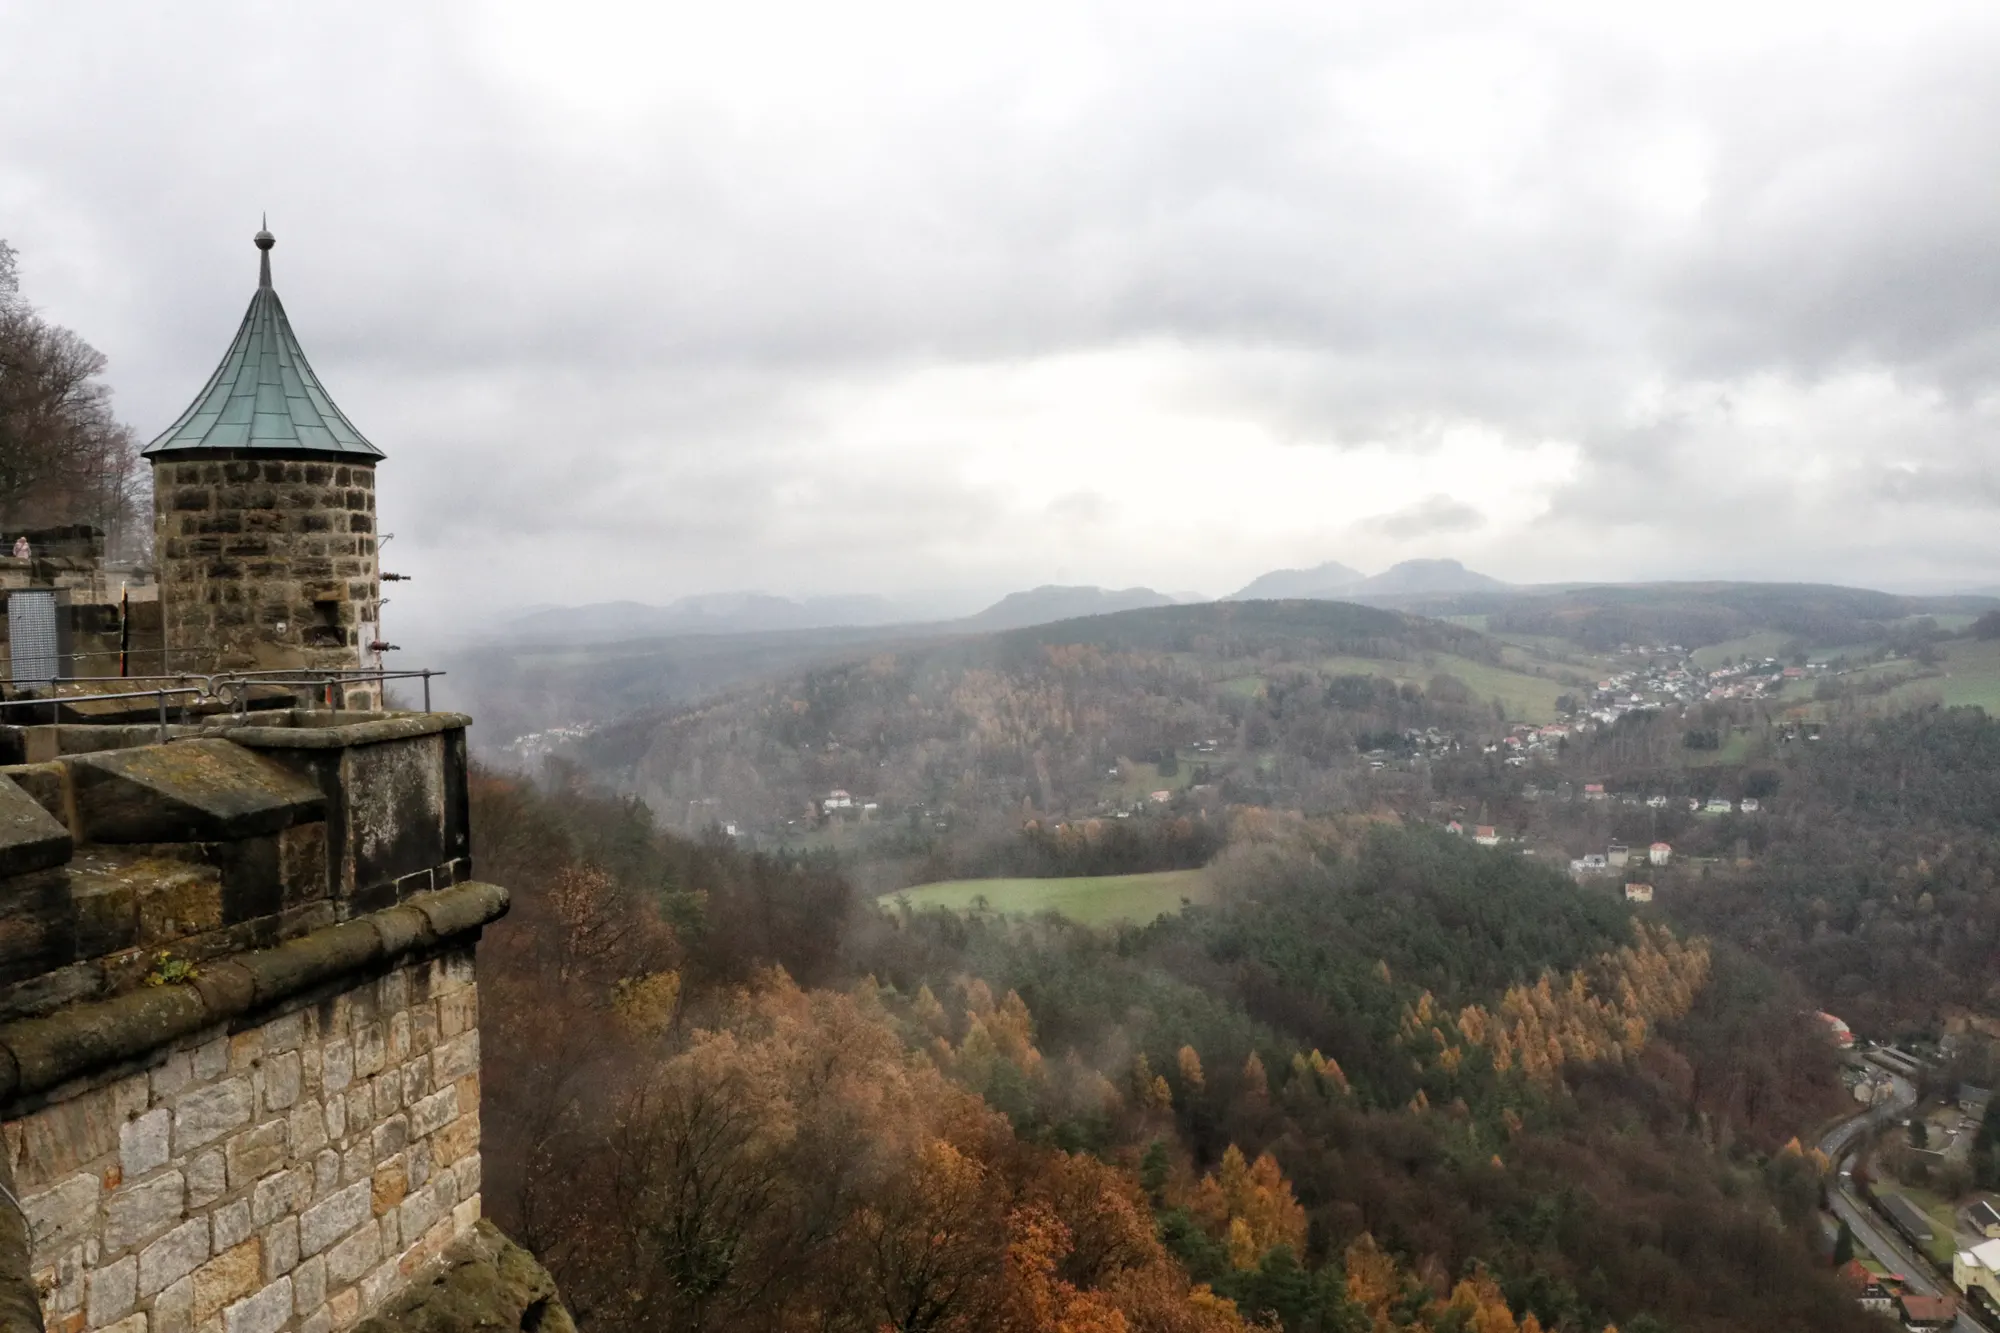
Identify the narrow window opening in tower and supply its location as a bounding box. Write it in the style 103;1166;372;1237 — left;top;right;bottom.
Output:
307;598;345;648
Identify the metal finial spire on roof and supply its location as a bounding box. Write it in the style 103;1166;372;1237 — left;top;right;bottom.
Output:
254;216;275;287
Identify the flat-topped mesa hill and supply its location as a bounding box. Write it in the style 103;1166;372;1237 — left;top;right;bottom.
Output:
571;599;1582;834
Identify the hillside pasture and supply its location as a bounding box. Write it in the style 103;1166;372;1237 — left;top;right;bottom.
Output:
1317;651;1574;724
880;868;1213;926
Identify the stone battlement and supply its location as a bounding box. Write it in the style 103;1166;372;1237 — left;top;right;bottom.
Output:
0;711;516;1333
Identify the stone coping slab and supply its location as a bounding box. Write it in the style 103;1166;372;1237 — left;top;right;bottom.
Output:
217;713;470;750
0;880;507;1109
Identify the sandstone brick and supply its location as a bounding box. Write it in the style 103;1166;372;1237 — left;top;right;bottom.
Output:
430;1113;477;1168
407;1089;455;1140
328;1287;357;1330
221;1276;290;1333
324;1224;378;1287
104;1170;183;1254
186;1153;225;1210
435;990;475;1039
27;1171;101;1251
99;1314;145;1333
260;1052;302;1114
322;1095;345;1144
86;1255;136;1328
263;1218;298;1281
153;1274;194;1333
300;1306;331;1333
192;1239;262;1323
121;1109;171;1179
14;1078;148;1191
399;1058;431;1104
430;1032;477;1085
139;1217;210;1297
451;1154;480;1203
223;1122;285;1190
408;1005;437;1056
404;1141;430;1192
298;1182;369;1258
287;1101;327;1157
211;1199;252;1254
450;1195;479;1236
291;1255;325;1316
370;1159;406;1218
174;1080;251;1154
340;1145;372;1187
351;1024;384;1080
376;1212;397;1256
227;1031;262;1075
370;1116;407;1163
385;1012;410;1066
51;1310;84;1333
343;1090;370;1140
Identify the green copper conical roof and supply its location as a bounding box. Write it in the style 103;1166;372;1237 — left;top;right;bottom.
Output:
145;227;383;459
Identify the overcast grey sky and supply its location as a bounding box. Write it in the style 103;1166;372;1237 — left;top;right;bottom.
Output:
4;0;2000;630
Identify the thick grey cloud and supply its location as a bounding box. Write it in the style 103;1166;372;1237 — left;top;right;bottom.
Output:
4;0;2000;632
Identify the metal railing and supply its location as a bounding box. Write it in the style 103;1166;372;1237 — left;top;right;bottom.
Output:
0;668;447;742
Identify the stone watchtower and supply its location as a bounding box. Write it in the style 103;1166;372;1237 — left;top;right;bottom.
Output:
143;229;384;696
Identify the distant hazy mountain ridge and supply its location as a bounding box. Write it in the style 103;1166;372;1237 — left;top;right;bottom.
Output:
963;585;1176;630
1230;557;1506;601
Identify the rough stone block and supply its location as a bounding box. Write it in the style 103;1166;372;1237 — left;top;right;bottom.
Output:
86;1254;137;1328
224;1121;285;1189
286;1100;327;1158
14;1076;147;1190
98;1314;145;1333
104;1169;185;1254
429;1113;477;1169
397;1182;444;1244
0;772;73;877
320;1042;352;1095
192;1239;262;1323
153;1273;194;1333
324;1223;379;1287
299;1181;369;1258
175;1079;252;1154
263;1217;299;1281
221;1276;291;1333
212;1198;253;1253
151;1050;193;1102
311;1150;340;1202
370;1159;406;1218
139;1217;210;1297
435;990;475;1040
407;1089;455;1140
351;1024;384;1080
186;1152;226;1210
133;860;224;948
25;1170;99;1251
251;1166;312;1229
121;1108;171;1179
261;1051;302;1114
291;1255;325;1317
450;1194;480;1236
370;1117;406;1163
192;1038;228;1081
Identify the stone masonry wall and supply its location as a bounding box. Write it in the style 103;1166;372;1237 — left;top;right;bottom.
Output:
151;460;378;680
10;946;481;1333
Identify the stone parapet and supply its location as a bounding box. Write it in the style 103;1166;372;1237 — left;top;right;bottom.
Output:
3;894;501;1333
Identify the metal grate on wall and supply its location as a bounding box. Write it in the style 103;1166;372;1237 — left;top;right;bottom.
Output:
7;591;59;688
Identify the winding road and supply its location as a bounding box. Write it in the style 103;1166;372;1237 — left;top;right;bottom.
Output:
1817;1075;1987;1332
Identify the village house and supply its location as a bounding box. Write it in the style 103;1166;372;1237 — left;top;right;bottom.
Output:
1473;825;1500;846
1649;841;1672;866
1607;842;1630;868
1624;883;1654;903
1898;1293;1957;1330
1968;1200;2000;1240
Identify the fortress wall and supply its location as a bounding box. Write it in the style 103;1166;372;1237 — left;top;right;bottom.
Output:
13;946;483;1333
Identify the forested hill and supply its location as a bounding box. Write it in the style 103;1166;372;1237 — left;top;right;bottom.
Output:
475;771;1870;1333
570;599;1583;839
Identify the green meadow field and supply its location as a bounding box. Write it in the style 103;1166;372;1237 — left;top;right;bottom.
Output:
879;868;1213;926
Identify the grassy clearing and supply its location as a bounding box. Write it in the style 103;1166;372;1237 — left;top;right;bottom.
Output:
1889;1182;1964;1267
1217;674;1266;699
879;868;1213;926
1894;637;2000;713
1318;652;1572;724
